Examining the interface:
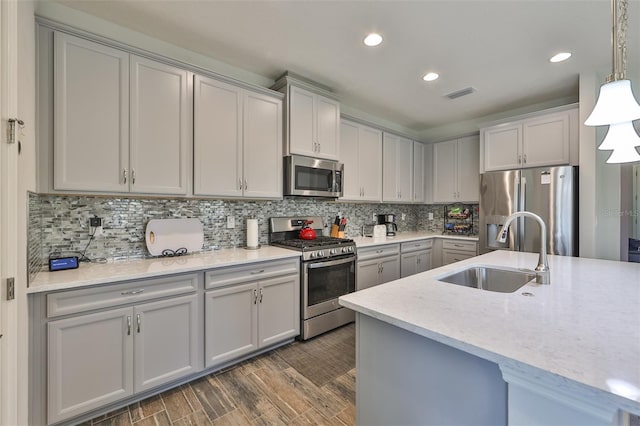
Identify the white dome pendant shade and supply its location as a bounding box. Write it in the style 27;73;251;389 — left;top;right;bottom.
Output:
585;80;640;126
599;121;640;163
598;121;640;150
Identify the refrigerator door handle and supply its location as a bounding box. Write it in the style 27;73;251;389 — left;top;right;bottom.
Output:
519;177;527;251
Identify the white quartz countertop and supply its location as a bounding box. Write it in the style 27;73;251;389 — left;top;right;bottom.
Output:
339;250;640;414
28;246;301;293
351;232;478;248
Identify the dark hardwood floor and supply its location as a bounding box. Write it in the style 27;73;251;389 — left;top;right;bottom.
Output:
81;323;355;426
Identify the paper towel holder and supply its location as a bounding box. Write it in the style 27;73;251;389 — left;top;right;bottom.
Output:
245;217;261;250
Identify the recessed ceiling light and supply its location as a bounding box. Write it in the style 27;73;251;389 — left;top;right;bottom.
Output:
550;52;572;63
423;72;439;82
364;33;383;47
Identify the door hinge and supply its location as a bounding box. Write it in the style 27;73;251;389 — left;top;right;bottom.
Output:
6;277;15;301
7;118;24;145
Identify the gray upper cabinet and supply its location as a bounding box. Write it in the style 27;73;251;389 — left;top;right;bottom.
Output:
272;73;340;161
53;32;130;192
51;32;190;195
129;56;190;195
382;133;413;203
340;119;383;202
432;135;479;203
193;75;282;198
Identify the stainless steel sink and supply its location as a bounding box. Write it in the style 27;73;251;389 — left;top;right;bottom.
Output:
437;266;537;293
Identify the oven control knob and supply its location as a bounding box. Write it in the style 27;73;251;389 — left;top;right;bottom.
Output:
318;251;324;257
341;247;347;253
349;246;354;252
330;249;337;255
309;252;315;259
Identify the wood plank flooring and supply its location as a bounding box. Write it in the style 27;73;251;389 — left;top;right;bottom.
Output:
81;323;355;426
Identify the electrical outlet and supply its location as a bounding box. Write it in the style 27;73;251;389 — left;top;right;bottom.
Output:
226;216;235;229
428;212;434;220
89;216;103;236
401;213;406;221
372;213;377;222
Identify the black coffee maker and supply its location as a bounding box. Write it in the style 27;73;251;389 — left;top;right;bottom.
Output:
377;214;398;236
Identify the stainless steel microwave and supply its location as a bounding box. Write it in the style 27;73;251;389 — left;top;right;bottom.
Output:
284;155;343;197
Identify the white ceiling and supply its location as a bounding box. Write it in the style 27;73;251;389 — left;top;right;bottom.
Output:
54;0;640;137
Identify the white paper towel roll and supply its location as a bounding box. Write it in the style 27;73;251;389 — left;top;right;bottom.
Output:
247;219;259;248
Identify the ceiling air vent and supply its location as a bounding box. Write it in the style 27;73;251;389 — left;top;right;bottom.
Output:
444;87;476;100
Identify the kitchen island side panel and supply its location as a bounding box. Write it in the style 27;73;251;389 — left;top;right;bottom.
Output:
356;313;507;426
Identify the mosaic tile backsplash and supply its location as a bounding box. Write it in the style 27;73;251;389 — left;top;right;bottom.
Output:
28;193;477;277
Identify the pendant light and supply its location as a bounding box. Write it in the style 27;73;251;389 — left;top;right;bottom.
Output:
585;0;640;163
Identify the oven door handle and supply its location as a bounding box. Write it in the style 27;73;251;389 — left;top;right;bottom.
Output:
306;256;355;269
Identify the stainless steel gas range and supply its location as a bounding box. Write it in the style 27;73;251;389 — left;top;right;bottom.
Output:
269;216;356;340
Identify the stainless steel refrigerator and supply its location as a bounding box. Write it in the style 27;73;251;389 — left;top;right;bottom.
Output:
479;166;578;255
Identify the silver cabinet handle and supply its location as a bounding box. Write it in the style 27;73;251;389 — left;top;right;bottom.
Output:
132;169;136;184
518;154;522;164
453;244;464;248
239;178;243;190
244;180;247;190
253;289;257;304
127;316;131;335
250;269;265;275
136;314;141;333
523;154;527;164
259;288;263;303
123;168;128;184
121;289;144;296
375;249;383;254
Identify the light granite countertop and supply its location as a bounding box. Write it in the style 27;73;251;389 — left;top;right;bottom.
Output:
339;250;640;415
29;232;478;294
351;232;478;248
28;246;301;294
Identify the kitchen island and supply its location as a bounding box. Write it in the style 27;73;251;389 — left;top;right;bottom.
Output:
339;251;640;425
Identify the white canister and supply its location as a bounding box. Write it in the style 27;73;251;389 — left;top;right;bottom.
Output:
246;219;259;249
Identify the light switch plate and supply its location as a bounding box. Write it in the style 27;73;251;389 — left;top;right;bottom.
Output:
226;216;235;229
428;212;434;220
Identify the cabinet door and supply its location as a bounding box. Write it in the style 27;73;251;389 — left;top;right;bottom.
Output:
357;258;383;291
400;252;418;278
457;135;480;202
522;112;570;168
243;91;283;198
48;307;133;424
380;256;401;284
258;274;300;347
382;133;399;202
53;32;129;192
417;250;431;273
133;294;200;393
397;136;414;202
340;120;362;200
205;283;258;368
413;142;425;203
359;125;383;202
316;95;340;160
193;75;243;197
483;124;522;171
130;56;189;195
432;139;458;203
289;86;315;156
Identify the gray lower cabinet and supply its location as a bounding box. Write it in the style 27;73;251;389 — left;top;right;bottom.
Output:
400;240;433;278
47;293;199;424
204;259;300;368
441;240;478;265
357;244;400;291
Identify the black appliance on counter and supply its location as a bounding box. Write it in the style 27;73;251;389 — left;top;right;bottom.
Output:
377;214;398;236
269;216;356;340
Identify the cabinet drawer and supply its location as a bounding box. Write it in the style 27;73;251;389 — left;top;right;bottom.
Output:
401;239;433;253
47;273;199;318
442;240;477;253
357;244;400;261
205;259;299;290
442;251;476;265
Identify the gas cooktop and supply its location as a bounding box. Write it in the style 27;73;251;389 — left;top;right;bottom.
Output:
269;217;356;261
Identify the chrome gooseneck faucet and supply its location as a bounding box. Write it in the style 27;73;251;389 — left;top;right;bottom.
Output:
496;211;550;284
